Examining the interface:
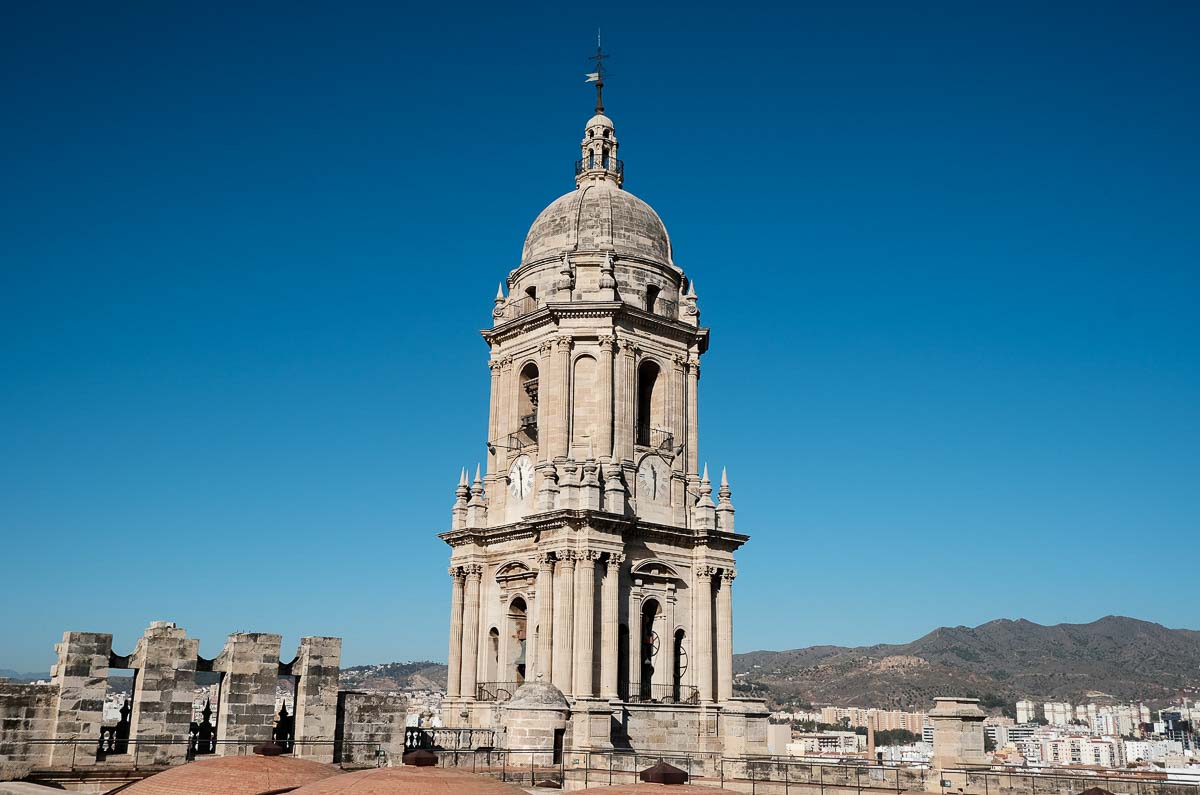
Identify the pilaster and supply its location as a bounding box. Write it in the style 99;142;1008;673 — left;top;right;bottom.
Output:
459;564;484;701
552;551;576;694
693;565;715;703
534;553;555;681
572;550;600;698
446;567;466;699
716;568;736;703
600;552;624;700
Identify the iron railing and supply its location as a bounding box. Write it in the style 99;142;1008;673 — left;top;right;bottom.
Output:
647;297;679;319
500;295;539;320
635;427;675;452
575;157;624;178
623;681;699;705
476;681;523;702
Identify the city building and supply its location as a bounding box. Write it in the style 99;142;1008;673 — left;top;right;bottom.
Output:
1016;700;1036;724
787;731;866;756
1044;702;1074;726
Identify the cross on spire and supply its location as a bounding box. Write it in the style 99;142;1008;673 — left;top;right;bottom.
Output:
586;31;609;114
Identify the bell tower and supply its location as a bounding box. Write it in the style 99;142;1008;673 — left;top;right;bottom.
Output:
439;55;761;756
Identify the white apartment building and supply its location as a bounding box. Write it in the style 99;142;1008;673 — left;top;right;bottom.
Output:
788;731;866;756
1041;735;1125;767
1016;700;1036;724
1044;702;1074;726
1124;739;1184;763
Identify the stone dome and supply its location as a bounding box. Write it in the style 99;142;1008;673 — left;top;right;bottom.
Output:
121;754;339;794
521;181;672;266
290;766;529;794
505;681;569;709
586;113;614;128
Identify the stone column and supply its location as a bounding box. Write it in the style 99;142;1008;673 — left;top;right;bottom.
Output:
459;565;483;701
614;338;636;462
293;636;342;763
551;335;572;460
686;357;700;475
552;552;576;693
212;632;283;752
487;357;502;474
573;551;600;697
600;552;624;699
537;340;554;463
671;354;686;463
716;568;736;702
597;335;615;461
129;622;200;767
446;567;465;699
534;553;555;682
694;565;715;703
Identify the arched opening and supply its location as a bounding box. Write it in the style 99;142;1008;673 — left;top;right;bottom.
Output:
602;145;610;168
487;628;500;688
518;362;539;444
672;629;686;702
508;597;528;684
636;360;664;447
588;150;595;168
617;624;630;701
639;600;660;701
645;284;661;313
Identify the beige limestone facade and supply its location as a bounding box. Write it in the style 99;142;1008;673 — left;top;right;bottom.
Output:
439;99;764;756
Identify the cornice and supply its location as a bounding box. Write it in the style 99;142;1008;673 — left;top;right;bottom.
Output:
439;511;748;551
482;302;709;352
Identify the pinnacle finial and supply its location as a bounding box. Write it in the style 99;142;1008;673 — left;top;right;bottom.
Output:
721;467;728;487
495;282;506;301
687;280;697;298
459;467;468;487
474;463;482;484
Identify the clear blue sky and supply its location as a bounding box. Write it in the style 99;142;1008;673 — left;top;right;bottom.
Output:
2;1;1197;673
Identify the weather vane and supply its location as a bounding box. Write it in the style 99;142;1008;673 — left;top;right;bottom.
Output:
584;29;608;114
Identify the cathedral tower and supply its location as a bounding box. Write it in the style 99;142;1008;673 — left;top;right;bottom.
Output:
440;72;757;753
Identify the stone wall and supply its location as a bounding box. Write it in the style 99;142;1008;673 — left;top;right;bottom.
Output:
0;682;55;770
334;692;408;767
615;703;719;753
47;631;111;768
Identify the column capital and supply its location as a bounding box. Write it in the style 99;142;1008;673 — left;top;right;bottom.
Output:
449;566;467;580
694;564;717;577
673;353;688;369
463;563;484;578
554;334;573;351
597;334;616;351
488;359;503;373
606;551;626;569
539;339;555;355
559;549;581;563
535;551;556;567
720;568;737;583
617;338;636;355
582;549;603;562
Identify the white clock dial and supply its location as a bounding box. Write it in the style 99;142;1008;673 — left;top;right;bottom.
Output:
636;456;670;503
508;455;534;500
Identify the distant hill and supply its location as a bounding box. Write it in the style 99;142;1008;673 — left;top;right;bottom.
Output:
0;669;45;682
339;661;447;692
734;616;1200;710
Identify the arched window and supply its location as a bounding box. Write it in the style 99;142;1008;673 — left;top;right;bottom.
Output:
518;362;539;443
645;284;661;313
672;629;686;702
639;600;660;701
602;146;610;168
636;360;664;447
508;597;527;684
588;150;595;168
487;628;500;687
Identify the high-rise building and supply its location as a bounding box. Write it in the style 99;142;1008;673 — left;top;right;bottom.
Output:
1016;700;1036;724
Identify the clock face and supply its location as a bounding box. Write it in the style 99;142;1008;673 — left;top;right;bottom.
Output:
636;456;670;503
508;455;534;500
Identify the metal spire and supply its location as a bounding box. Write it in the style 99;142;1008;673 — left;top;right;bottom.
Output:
585;31;609;114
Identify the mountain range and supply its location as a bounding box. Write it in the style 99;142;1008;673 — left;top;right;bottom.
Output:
733;616;1200;710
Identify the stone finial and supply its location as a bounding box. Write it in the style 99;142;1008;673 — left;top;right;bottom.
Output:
693;464;717;531
451;468;470;530
716;466;735;531
466;464;488;528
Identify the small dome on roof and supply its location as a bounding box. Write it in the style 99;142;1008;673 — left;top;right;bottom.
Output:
586;113;614;128
121;754;339;795
506;681;569;709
